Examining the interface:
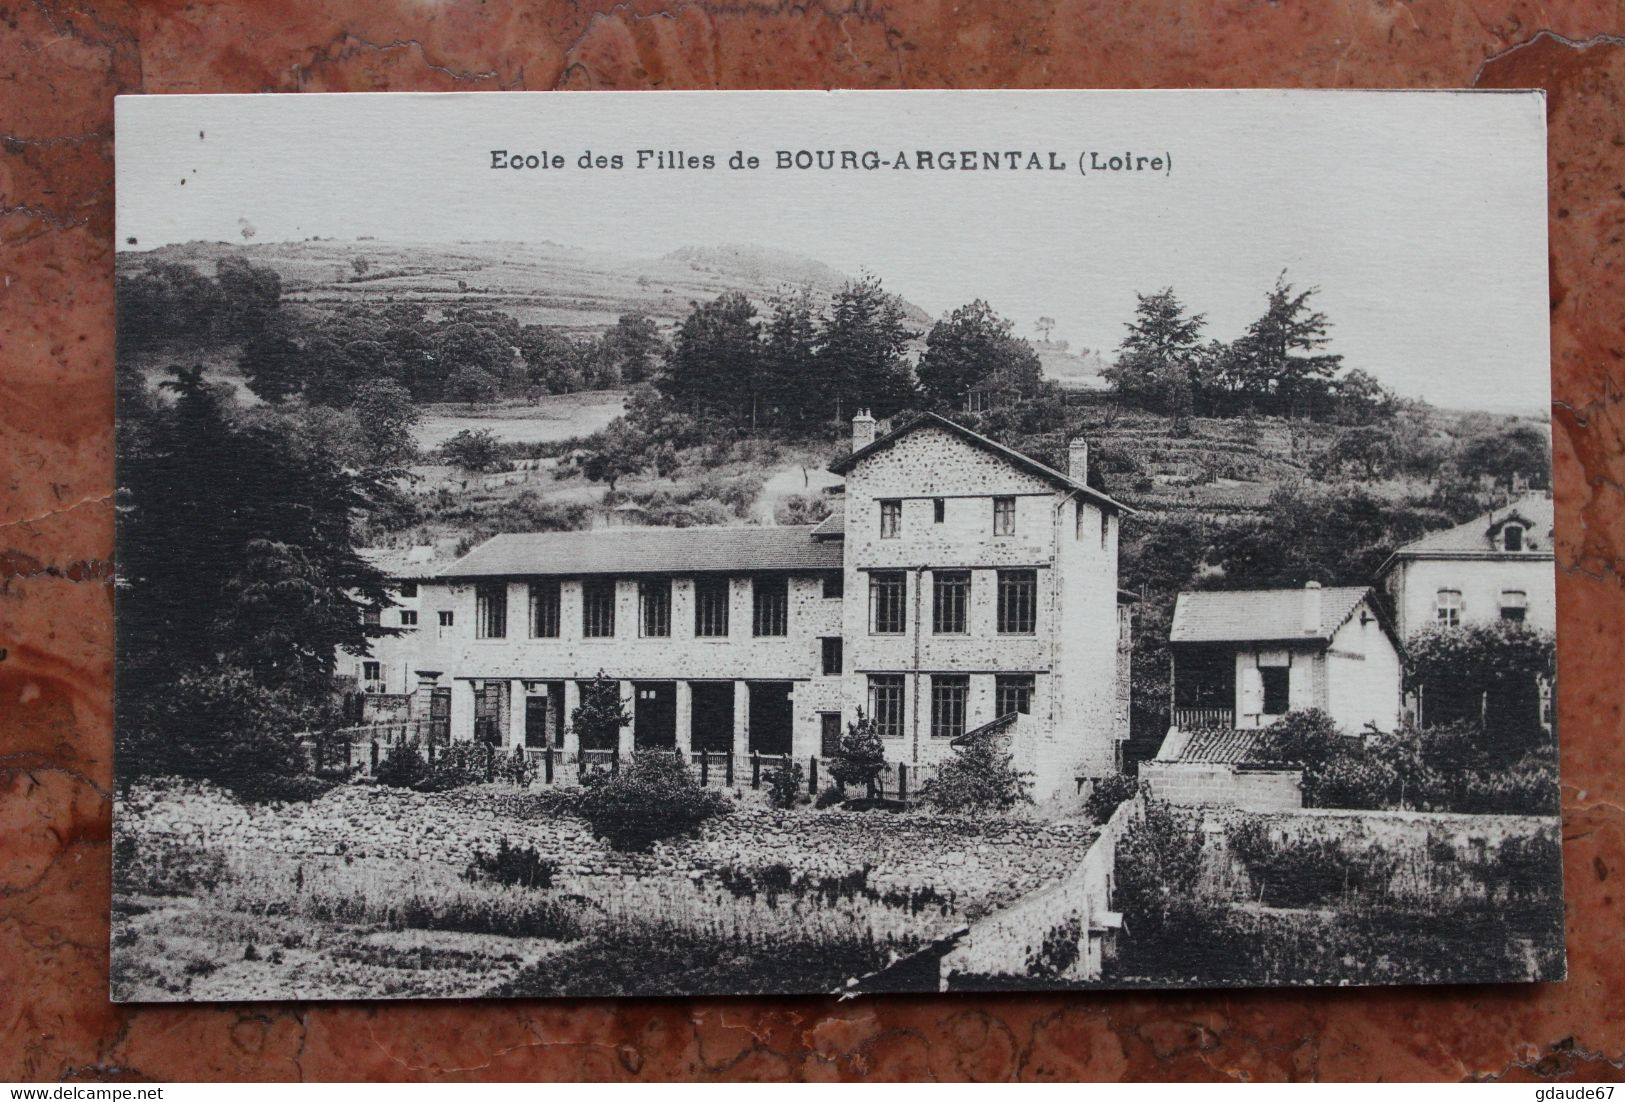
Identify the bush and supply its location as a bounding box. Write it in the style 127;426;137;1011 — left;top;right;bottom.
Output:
1303;754;1396;811
577;752;729;851
828;711;888;793
924;726;1032;813
467;837;558;890
813;784;848;810
1083;773;1139;824
1228;819;1396;908
416;741;493;792
495;746;537;787
1256;710;1346;767
375;742;430;788
1405;621;1555;760
767;761;806;809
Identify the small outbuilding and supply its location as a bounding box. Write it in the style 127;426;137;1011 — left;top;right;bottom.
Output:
1167;582;1402;735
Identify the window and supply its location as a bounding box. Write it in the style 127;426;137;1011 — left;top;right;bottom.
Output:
870;571;907;634
361;660;381;682
1503;525;1524;552
993;496;1016;536
753;576;788;636
1260;666;1290;715
363;608;381;627
438;610;454;626
997;569;1037;634
583;579;616;637
879;499;902;539
1435;589;1462;628
694;578;730;637
820;713;843;757
639;578;671;637
869;675;905;739
529;580;561;638
399;610;418;628
398;581;418;598
996;674;1035;717
475;583;507;639
1100;511;1110;549
822;571;844;599
933;498;946;523
931;675;969;739
1501;589;1529;623
933;570;970;634
820;637;843;675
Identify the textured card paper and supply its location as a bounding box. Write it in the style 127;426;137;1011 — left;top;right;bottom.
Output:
112;90;1560;1000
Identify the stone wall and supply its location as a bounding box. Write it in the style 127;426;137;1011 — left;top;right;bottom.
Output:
1138;761;1304;810
119;782;1098;915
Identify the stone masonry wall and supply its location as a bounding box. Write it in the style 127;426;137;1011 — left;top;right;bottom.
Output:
120;782;1099;916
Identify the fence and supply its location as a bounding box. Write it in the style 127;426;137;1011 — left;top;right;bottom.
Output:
1172;707;1234;730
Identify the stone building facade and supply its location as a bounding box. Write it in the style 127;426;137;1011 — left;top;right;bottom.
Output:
348;412;1136;800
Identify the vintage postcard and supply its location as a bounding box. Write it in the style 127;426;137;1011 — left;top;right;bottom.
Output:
112;90;1560;1000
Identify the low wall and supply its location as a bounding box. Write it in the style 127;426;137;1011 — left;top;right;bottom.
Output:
938;795;1143;986
119;782;1098;915
1139;761;1303;810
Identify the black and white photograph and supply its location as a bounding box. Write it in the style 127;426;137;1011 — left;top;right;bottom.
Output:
111;89;1562;1001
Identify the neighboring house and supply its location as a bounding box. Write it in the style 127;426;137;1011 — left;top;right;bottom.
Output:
343;411;1136;800
1167;582;1402;734
344;545;444;699
1378;493;1555;641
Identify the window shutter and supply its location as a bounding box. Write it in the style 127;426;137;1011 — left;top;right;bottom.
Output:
1288;661;1312;711
1240;667;1263;715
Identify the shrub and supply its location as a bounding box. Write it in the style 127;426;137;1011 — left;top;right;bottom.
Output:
577;752;729;851
495;746;537;787
1228;819;1396;908
1256;709;1346;767
467;837;558;890
416;741;493;792
1405;621;1555;760
1083;773;1139;824
1112;802;1222;976
924;725;1032;813
767;761;806;809
1303;754;1396;811
814;785;847;810
1026;913;1084;979
571;672;630;752
828;711;888;793
375;742;429;788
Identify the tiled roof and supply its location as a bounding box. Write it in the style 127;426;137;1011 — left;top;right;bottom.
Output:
828;412;1135;515
1156;727;1283;765
1384;493;1554;562
811;502;845;539
1169;585;1374;644
440;525;844;578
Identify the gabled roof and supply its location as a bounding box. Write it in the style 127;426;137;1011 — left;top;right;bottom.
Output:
828;412;1135;516
811;502;845;539
1170;585;1376;645
1155;727;1291;767
440;525;843;579
1380;494;1554;572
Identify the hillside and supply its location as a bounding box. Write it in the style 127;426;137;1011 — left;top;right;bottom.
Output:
120;238;932;339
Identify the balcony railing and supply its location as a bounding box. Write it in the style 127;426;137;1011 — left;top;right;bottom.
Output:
1172;707;1235;730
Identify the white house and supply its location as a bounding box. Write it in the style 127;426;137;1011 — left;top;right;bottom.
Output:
1167;582;1403;734
1378;493;1555;641
345;412;1137;800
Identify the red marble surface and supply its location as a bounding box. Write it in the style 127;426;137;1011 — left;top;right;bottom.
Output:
3;1;1624;1082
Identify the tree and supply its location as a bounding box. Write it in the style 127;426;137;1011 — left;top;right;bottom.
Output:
602;313;664;384
214;255;283;339
817;275;918;420
570;672;630;752
1312;425;1401;481
1035;316;1056;342
1405;621;1555;762
1239;272;1342;416
759;288;823;426
1105;288;1205;429
438;428;503;472
117;262;224;351
581;421;645;492
351;380;420;467
445;364;501;407
828;710;888;792
519;325;590;394
658;291;763;425
916;299;1042;411
1332;367;1397;425
1457;424;1551;490
239;329;306;402
432;321;514;399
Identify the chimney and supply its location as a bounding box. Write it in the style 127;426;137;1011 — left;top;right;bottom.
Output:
1302;580;1322;635
1068;437;1089;485
852;408;877;451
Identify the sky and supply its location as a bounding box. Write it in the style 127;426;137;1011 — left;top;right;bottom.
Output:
116;90;1552;412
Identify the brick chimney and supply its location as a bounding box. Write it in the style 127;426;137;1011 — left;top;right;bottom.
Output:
852;408;877;451
1302;580;1322;635
1067;437;1089;484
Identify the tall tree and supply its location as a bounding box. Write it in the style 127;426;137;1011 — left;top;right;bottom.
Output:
759;288;822;425
1106;288;1205;429
602;313;664;384
817;274;917;420
658;291;763;425
916;299;1042;410
1240;272;1342;416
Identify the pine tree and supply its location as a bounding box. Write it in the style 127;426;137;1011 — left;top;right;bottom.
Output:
916;299;1042;411
1107;288;1206;430
1241;272;1343;417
